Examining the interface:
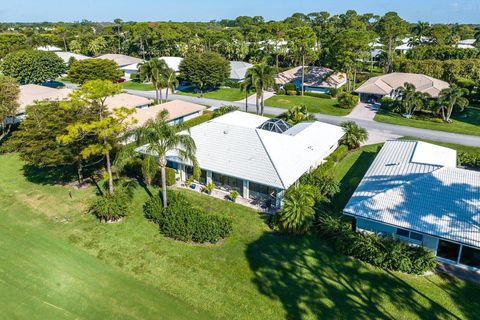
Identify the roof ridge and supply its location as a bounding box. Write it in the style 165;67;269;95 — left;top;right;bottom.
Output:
256;130;286;189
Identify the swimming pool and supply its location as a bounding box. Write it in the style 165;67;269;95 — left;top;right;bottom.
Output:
291;79;331;94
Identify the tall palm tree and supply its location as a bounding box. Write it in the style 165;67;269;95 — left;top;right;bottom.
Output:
245;63;276;116
276;184;316;235
437;85;469;122
164;68;178;101
340;121;369;150
138;58;169;104
118;110;197;207
411;21;430;45
395;83;430;117
240;72;255;113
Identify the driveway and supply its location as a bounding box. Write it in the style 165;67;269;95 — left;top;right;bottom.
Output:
124;89;480;148
347;102;379;121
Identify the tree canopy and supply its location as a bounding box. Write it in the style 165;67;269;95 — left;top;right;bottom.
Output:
68;58;123;84
179;51;230;91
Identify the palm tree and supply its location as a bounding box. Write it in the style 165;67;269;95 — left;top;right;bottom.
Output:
279;105;315;125
240;72;255;113
340;121;369;150
474;27;480;47
395;83;430;117
437;85;469;122
118;110;197;207
275;184;316;234
138;58;169;104
411;21;430;45
245;63;276;115
164;68;178;101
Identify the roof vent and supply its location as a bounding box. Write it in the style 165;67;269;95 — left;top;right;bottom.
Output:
385;162;400;167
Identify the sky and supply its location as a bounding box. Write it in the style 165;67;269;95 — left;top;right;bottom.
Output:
0;0;479;24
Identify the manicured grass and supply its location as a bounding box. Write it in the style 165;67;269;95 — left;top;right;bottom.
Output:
265;95;352;116
1;153;480;319
121;81;155;91
374;107;480;136
176;87;251;102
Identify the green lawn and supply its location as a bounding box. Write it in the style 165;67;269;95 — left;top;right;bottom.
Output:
1;153;480;319
176;87;251;102
374;107;480;136
265;95;352;116
121;81;155;91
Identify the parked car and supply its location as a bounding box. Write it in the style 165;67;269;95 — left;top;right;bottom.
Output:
42;80;65;88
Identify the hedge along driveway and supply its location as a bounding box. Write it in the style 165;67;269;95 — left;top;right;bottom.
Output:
374;107;480;136
265;95;352;116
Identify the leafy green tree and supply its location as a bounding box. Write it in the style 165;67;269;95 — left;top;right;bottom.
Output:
338;93;359;109
244;63;276;115
58;80;136;194
13;100;100;184
376;12;409;73
395;83;430;117
340;121;369;149
279;105;315;125
69;39;83;54
138;58;169;103
0;76;19;141
411;21;430;46
427;25;451;46
179;51;230;94
437;85;469;122
1;50;65;84
88;37;108;56
0;33;27;58
68;59;123;84
275;184;316;234
117;110;197;208
287;26;317;95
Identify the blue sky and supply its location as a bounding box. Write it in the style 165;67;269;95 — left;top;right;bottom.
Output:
1;0;479;23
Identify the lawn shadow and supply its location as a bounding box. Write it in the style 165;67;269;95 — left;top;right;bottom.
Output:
22;164;78;186
245;233;468;319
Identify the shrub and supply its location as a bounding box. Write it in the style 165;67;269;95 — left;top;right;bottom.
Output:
317;213;438;274
458;152;480;169
329;87;339;97
283;83;296;92
338;93;358;109
304;91;332;99
204;182;215;194
213;105;239;118
327;144;349;163
160;167;176;186
223;79;242;88
276;88;286;95
90;188;130;222
286;90;298;96
229;190;239;202
144;191;233;243
178;111;213;130
380;96;398;111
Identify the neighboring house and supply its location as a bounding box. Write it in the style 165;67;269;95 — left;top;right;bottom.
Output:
128;100;205;127
229;61;253;81
344;140;480;270
355;72;450;103
36;45;62;52
146;111;344;208
97;54;143;80
455;39;477;49
104;93;153;111
121;56;184;80
275;66;347;93
13;84;73;122
54;51;90;64
160;56;184;73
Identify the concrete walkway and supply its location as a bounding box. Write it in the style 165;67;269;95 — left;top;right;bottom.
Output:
124;89;480;148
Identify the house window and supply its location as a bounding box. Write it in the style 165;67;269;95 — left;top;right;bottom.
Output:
396;228;423;242
459;246;480;268
437;240;461;262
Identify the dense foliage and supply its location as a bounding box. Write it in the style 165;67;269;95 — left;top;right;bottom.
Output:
178;111;213;130
458;152;480;169
0;76;20;140
279;105;315;125
179;52;230;91
1;50;65;84
212;106;239;118
337;93;358;109
144;191;233;243
406;46;480;61
90;185;132;222
395;59;480;83
317;214;438;275
0;33;27;58
341;121;369;149
68;58;123;84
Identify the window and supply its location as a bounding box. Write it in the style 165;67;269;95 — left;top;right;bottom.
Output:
396;228;410;238
396;228;423;242
459;246;480;268
437;240;461;262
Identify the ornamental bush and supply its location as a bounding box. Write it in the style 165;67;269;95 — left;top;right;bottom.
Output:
458;152;480;169
213;105;239;118
89;187;131;222
283;83;296;92
178;111;213;130
144;191;233;244
317;213;438;274
304;91;332;99
286;90;298;96
338;93;358;109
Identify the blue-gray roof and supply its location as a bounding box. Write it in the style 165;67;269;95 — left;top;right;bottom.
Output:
344;140;480;248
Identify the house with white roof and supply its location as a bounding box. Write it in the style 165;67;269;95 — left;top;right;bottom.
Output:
229;61;253;81
36;45;62;52
152;111;344;208
344;140;480;270
355;72;450;103
55;51;90;64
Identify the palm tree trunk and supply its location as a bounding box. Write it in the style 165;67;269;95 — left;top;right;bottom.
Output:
255;94;259;115
62;36;67;51
105;151;114;195
159;87;163;104
301;54;305;96
166;86;169;101
261;92;265;116
155;88;159;104
160;157;168;208
245;90;248;112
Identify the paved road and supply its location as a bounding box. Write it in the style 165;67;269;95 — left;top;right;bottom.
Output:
124;89;480;148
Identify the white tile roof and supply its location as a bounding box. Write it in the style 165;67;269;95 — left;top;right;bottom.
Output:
36;45;62;52
168;111;344;189
344;140;480;248
97;54;143;67
355;73;450;98
54;51;90;64
229;61;253;80
160;57;183;72
18;84;73;114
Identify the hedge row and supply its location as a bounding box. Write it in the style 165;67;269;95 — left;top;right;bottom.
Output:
458;152;480;169
318;214;438;275
144;191;233;244
178;111;213;130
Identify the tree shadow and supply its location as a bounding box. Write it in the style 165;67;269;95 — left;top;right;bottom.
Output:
22;164;78;186
246;233;469;319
